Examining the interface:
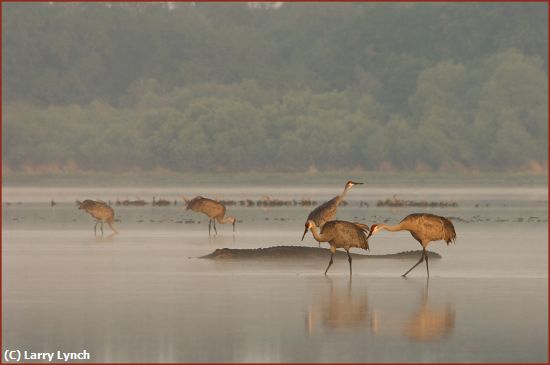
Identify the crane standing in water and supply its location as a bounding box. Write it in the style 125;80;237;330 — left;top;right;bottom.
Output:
185;196;236;236
302;180;363;245
77;199;118;236
305;220;370;276
367;213;456;277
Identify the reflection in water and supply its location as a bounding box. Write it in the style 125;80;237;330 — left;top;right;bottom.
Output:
307;278;456;342
371;279;456;342
402;280;455;341
92;232;116;243
208;232;235;245
2;183;546;362
306;277;369;334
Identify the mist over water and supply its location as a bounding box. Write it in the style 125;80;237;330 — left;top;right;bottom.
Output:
3;3;547;362
2;185;547;362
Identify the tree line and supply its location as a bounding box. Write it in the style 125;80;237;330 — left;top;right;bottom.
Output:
2;3;548;173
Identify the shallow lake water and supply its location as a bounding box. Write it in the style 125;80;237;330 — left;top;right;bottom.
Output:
2;186;548;362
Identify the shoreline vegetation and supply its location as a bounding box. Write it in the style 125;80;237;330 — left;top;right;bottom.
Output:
3;4;547;177
2;170;547;188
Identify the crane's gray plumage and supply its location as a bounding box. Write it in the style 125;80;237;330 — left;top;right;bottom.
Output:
306;219;370;276
367;213;456;277
185;196;236;235
302;180;363;243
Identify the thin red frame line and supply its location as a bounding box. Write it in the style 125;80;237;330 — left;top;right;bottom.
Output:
0;1;548;365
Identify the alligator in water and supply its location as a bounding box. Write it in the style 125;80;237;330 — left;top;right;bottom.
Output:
199;245;441;261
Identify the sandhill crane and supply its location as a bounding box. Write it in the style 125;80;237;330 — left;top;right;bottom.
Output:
305;220;370;275
77;199;118;236
185;196;236;236
367;213;456;277
302;180;363;245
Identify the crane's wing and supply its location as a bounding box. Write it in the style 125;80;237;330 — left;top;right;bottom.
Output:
327;220;370;251
186;196;206;210
352;222;370;234
401;213;456;245
186;196;226;218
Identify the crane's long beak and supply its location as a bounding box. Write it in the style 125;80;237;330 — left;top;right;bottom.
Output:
301;226;308;241
352;181;364;185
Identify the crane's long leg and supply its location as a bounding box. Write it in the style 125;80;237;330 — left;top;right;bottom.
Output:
94;220;99;236
318;241;321;248
208;219;212;236
402;248;426;277
324;253;334;276
346;250;352;276
100;221;104;236
213;220;218;235
425;249;430;277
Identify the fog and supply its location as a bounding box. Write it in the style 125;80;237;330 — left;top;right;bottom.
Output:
2;186;548;362
2;2;548;363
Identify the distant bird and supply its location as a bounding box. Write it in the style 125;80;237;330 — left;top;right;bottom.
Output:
367;213;456;277
302;180;363;245
305;220;370;275
185;196;236;236
77;199;118;236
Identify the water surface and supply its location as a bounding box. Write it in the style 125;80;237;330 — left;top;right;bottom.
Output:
2;186;548;362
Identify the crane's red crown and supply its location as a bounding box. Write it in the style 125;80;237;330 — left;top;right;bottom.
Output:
367;224;379;239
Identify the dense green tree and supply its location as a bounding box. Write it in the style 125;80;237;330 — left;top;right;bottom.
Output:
2;3;547;172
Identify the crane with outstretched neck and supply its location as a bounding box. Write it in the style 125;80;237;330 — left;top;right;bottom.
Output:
367;213;456;277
